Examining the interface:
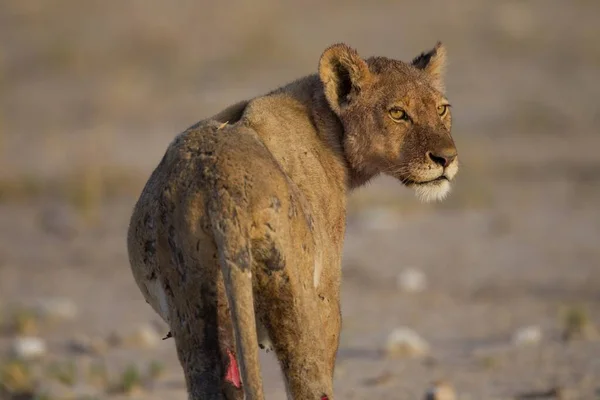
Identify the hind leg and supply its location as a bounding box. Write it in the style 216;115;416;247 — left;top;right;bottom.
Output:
216;273;245;400
254;258;334;400
167;274;223;400
167;274;244;400
158;231;243;400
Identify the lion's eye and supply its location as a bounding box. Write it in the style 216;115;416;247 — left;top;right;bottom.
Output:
389;108;408;122
437;104;449;117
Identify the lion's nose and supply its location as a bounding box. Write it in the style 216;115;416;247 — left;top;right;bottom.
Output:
427;148;457;168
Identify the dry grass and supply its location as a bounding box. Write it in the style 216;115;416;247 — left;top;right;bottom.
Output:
147;360;165;381
0;359;35;394
0;356;166;399
0;359;55;400
0;301;165;398
0;167;145;222
45;360;76;388
108;364;142;395
1;308;40;336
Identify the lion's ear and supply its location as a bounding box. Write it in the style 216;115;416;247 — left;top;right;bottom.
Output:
319;43;371;115
411;42;447;92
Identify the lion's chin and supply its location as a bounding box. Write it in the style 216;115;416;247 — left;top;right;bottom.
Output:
409;179;451;203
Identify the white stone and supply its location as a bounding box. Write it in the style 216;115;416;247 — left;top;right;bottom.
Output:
11;336;47;359
386;327;430;358
512;325;542;346
397;268;427;293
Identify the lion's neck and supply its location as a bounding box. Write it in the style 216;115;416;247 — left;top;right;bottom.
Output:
243;74;375;191
308;79;378;189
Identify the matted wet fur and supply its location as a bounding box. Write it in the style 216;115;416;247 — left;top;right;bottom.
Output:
127;42;458;400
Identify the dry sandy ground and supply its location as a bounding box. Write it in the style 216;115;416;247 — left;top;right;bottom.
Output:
1;1;599;399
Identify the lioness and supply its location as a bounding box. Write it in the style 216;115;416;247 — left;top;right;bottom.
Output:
127;42;458;400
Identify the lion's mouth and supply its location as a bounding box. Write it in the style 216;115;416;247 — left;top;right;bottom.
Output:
404;175;449;186
405;174;452;203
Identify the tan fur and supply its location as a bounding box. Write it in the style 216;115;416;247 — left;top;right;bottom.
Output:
127;42;458;400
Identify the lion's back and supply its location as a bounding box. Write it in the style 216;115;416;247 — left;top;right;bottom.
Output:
126;119;316;321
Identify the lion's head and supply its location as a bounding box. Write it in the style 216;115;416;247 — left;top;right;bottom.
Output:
319;43;458;202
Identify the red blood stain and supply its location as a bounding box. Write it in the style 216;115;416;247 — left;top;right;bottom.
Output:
224;349;241;388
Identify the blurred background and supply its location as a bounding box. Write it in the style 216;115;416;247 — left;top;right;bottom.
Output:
1;0;599;399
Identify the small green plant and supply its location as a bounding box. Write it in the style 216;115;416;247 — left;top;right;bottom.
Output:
112;364;142;394
561;304;596;341
478;355;499;370
46;359;77;387
147;360;165;381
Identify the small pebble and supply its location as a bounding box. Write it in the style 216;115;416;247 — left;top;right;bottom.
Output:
386;327;430;358
512;325;542;346
424;380;457;400
363;371;393;387
11;336;47;359
397;268;427;293
106;331;122;347
67;334;108;355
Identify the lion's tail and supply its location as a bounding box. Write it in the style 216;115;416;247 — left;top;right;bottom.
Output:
208;193;264;400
